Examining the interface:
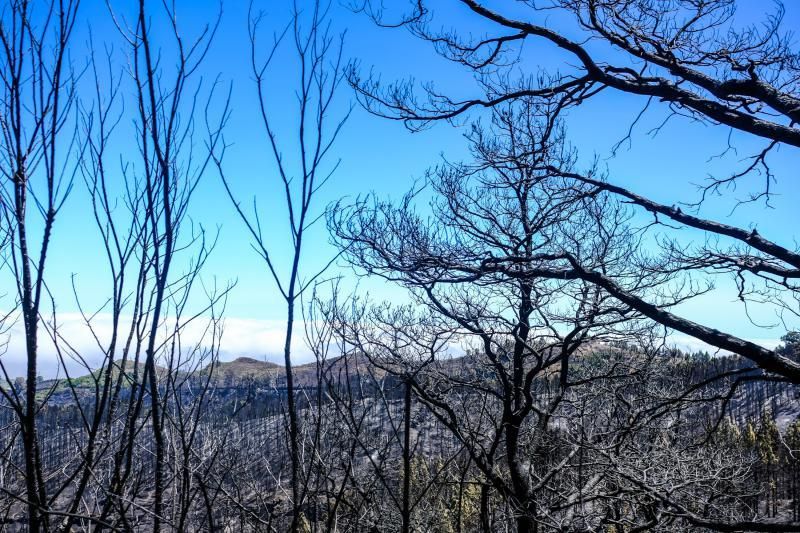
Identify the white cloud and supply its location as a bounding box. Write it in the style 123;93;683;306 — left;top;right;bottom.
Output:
213;317;314;363
0;312;313;379
0;311;787;380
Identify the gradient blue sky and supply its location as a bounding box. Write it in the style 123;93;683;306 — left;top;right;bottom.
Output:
6;0;800;374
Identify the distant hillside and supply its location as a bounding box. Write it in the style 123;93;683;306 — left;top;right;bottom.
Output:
43;359;165;392
204;357;282;383
205;355;385;387
25;355;385;394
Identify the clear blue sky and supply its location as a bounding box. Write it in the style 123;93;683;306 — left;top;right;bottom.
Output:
6;0;799;374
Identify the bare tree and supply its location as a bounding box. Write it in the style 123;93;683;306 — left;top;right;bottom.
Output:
0;1;235;530
0;1;80;529
215;0;349;528
92;1;228;530
326;100;669;531
348;0;800;382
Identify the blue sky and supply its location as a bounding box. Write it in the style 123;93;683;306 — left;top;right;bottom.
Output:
4;0;799;374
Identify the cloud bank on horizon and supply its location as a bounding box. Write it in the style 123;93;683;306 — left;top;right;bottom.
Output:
0;312;785;380
0;313;315;379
